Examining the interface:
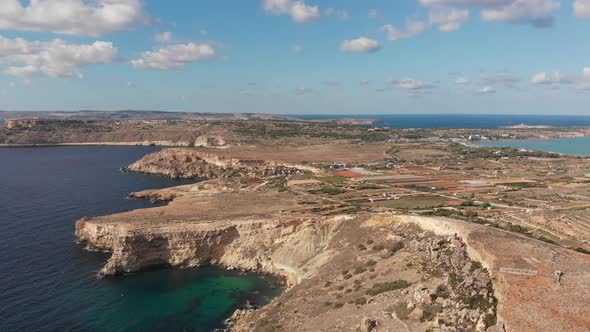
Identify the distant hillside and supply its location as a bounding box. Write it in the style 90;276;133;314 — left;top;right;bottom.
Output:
0;110;300;122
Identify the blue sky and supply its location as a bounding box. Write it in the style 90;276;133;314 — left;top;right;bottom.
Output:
0;0;589;114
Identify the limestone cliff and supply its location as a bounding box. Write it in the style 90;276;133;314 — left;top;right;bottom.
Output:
77;216;343;285
124;148;317;179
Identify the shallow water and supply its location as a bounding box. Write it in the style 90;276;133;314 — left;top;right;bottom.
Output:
0;146;282;331
477;136;590;156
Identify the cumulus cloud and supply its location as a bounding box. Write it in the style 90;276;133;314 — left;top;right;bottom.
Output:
531;69;590;87
131;43;216;70
455;77;471;84
294;85;316;94
420;0;560;28
0;35;118;78
381;19;428;41
339;37;382;53
368;9;378;18
396;79;434;90
0;0;146;36
575;0;590;18
263;0;319;23
154;32;173;43
480;0;560;27
429;8;470;31
474;86;496;94
531;72;552;84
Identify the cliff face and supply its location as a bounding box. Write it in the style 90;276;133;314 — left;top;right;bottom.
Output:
125;148;317;179
76;216;345;285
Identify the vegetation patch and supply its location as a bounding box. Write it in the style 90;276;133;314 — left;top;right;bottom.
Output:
377;195;453;210
421;304;443;322
391;301;412;320
366;280;411;296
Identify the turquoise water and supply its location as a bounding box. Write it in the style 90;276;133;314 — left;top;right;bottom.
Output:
0;146;282;331
477;136;590;156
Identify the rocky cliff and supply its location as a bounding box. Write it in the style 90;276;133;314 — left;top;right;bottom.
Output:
124;148;318;179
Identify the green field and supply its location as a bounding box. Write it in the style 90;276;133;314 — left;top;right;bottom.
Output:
377;195;453;209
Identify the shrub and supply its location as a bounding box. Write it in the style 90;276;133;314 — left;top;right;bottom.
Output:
421;304;443;322
353;297;367;305
483;313;497;328
392;301;412;320
507;223;529;234
354;266;367;275
366;280;411;296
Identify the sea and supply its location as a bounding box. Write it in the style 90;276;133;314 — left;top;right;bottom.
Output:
296;114;590;156
294;114;590;129
0;146;282;332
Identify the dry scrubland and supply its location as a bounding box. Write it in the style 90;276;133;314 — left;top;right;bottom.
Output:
3;116;590;331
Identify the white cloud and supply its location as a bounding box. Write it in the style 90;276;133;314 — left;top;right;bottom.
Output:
574;0;590;18
421;0;560;28
292;44;304;53
455;77;471;84
131;43;216;70
23;79;33;86
339;37;382;53
154;32;173;43
0;0;146;36
474;86;496;94
531;72;552;84
200;29;208;36
381;19;428;41
396;79;434;90
429;8;470;31
8;81;15;88
294;85;316;94
368;9;378;18
0;35;118;78
481;0;560;28
532;69;590;87
263;0;319;23
360;79;370;85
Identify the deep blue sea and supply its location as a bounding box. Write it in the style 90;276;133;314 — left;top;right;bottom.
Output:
294;114;590;129
0;146;281;332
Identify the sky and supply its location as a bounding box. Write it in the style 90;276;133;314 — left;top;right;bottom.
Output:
0;0;589;115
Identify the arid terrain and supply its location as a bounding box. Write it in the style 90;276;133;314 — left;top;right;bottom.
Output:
3;113;590;331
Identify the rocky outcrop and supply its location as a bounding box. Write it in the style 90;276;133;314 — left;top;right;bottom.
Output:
124;148;316;179
194;135;227;148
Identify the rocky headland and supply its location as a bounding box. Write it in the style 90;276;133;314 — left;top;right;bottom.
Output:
124;148;319;179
